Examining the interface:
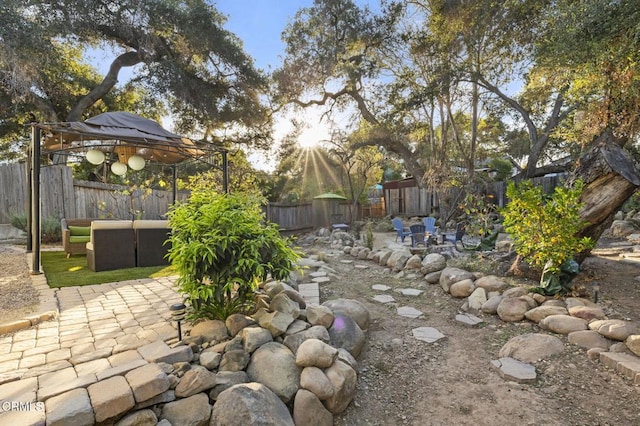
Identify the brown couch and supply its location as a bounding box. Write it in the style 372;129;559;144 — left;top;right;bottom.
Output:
86;220;136;272
133;220;171;267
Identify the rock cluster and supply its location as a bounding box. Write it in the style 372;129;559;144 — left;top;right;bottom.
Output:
27;277;369;425
340;240;640;385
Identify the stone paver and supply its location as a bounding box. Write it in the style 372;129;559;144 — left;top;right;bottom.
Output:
0;252;321;424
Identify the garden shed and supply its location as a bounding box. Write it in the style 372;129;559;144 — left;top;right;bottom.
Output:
312;192;348;228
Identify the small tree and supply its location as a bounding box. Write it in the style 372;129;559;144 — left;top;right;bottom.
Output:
167;189;300;320
502;180;594;295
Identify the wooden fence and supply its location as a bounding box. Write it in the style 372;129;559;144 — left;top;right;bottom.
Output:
0;163;186;223
0;161;566;231
264;203;313;233
382;175;565;218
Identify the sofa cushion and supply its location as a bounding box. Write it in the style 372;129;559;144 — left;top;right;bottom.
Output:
68;225;91;236
69;235;91;243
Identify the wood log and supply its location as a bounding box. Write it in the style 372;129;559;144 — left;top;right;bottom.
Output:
567;129;640;263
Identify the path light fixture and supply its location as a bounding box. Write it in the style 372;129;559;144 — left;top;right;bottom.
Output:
170;303;187;341
592;281;601;303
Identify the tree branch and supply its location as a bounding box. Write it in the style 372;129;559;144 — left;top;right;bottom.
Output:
67;51;143;121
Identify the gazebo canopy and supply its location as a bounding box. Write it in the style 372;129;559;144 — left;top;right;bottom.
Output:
36;111;211;165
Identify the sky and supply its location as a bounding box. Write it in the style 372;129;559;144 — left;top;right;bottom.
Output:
215;0;336;170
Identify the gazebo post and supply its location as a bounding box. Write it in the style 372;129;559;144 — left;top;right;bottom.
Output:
25;135;33;253
172;164;178;204
30;125;42;274
222;149;229;193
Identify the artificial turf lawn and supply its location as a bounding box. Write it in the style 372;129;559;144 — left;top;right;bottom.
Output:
41;250;176;288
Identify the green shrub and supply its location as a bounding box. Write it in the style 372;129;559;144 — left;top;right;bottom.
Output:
11;213;61;242
167;189;301;321
10;213;27;232
42;217;62;243
364;222;375;250
502;180;594;295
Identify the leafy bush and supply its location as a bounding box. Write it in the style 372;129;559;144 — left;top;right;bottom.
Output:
364;222;375;250
11;213;61;242
10;213;27;232
502;180;594;295
42;217;62;243
167;189;300;321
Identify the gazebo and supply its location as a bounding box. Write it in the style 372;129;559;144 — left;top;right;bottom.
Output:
27;111;228;273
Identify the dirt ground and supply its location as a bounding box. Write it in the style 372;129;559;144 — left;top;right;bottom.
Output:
304;232;640;426
1;234;639;425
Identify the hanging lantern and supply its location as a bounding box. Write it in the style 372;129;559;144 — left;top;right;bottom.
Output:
127;155;146;171
111;161;127;176
86;149;105;165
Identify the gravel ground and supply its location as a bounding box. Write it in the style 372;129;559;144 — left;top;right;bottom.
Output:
0;245;40;323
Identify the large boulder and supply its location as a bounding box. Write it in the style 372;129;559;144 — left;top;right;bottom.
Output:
589;319;639;341
322;299;370;331
296;339;339;368
386;250;411;271
283;325;331;354
496;297;529;322
449;279;475;298
322;361;358;415
439;267;474;293
328;315;366;358
498;333;564;363
421;253;447;274
524;305;569;323
293;389;333;426
211;383;294;426
189;320;229;343
474;275;508;292
160;392;211;426
246;342;300;403
300;367;334;400
539;314;588;335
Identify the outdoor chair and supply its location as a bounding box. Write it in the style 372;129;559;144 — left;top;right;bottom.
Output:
86;220;136;272
409;224;426;247
392;218;412;243
423;217;436;234
444;223;465;244
134;220;171;267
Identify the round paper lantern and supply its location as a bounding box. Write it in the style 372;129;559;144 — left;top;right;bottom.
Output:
86;149;105;165
110;161;127;176
127;155;146;171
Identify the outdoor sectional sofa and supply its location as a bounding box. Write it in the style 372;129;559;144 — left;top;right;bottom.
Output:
62;218;171;272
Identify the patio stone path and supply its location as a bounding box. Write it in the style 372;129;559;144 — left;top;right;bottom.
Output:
0;260;321;423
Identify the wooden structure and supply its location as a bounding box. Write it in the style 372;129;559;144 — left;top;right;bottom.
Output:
28;112;227;273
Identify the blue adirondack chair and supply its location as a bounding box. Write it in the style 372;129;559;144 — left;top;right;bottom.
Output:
423;217;436;234
392;218;412;243
410;224;426;247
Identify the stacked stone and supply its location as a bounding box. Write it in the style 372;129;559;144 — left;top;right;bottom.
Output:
0;280;369;425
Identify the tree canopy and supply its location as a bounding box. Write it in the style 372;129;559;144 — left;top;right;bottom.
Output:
273;0;640;185
0;0;270;161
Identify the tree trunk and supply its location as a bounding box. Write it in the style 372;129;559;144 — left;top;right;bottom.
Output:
568;129;640;263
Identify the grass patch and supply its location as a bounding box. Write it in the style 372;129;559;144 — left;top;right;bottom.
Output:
42;251;176;288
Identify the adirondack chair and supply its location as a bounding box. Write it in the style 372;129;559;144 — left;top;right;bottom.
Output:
423;217;436;234
444;223;465;244
409;224;426;247
392;218;412;243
